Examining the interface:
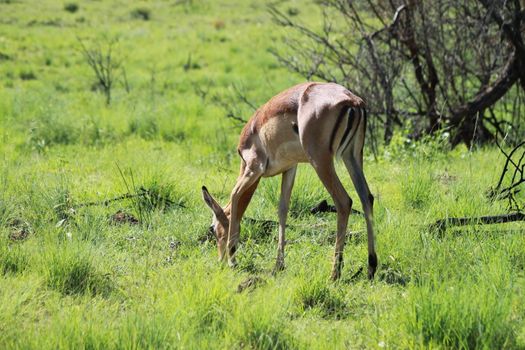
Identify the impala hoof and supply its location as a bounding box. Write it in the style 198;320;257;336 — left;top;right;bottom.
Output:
368;266;376;280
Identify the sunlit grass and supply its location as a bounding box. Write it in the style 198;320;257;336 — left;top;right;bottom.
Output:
0;0;523;348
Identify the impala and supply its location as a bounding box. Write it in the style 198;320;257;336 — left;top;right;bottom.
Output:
202;82;377;280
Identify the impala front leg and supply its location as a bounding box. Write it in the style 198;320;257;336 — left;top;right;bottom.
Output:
274;166;297;273
227;163;263;267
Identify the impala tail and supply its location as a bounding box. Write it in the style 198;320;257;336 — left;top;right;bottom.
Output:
334;106;367;159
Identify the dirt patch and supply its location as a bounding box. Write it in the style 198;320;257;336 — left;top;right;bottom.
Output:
435;170;457;185
109;210;139;225
9;227;30;241
7;219;31;241
237;275;266;293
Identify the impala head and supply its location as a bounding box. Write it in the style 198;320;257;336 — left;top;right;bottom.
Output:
201;186;229;260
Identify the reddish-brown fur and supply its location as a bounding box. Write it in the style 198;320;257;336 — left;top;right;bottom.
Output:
202;82;376;280
238;82;314;149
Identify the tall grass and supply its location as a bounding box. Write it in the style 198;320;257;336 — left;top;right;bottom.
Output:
0;240;29;275
401;165;436;210
0;0;523;349
293;278;347;319
42;244;113;296
406;277;517;349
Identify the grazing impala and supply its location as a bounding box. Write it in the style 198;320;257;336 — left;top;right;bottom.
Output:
202;82;377;280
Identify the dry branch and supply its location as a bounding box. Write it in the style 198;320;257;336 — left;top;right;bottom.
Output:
65;188;185;209
489;140;525;211
430;212;525;233
270;0;525;146
78;37;123;105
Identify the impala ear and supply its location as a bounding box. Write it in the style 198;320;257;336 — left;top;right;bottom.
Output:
202;186;225;217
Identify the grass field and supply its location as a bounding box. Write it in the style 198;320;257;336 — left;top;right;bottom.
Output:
1;1;524;349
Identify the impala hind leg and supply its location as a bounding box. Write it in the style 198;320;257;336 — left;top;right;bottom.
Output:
307;153;352;280
274;166;297;273
342;153;376;279
227;161;264;267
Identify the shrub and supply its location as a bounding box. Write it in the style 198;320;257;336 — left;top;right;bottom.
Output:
0;51;11;61
80;116;118;146
131;7;151;21
28;116;79;151
287;7;299;16
161;129;186;143
131;179;184;217
64;3;79;13
386;129;451;161
128;117;159;140
19;70;37;80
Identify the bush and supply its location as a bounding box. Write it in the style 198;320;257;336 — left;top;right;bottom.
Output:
386;129;451;161
64;3;79;13
287;7;299;16
137;180;183;213
28;116;79;152
80;116;118;146
131;7;151;21
19;70;37;80
128;117;159;140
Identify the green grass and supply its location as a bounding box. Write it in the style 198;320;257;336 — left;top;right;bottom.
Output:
0;0;524;349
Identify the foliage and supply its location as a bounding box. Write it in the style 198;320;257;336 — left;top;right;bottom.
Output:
131;7;151;21
270;0;525;147
64;3;78;13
